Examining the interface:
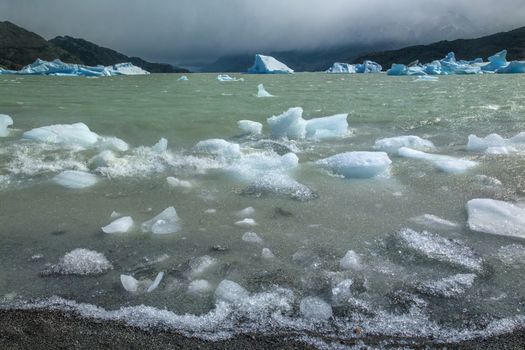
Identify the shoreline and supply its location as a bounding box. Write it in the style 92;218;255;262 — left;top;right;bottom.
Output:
1;309;524;349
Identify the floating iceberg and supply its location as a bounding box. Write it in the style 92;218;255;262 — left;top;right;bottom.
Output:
0;114;13;137
141;207;180;234
326;62;356;74
467;199;525;239
482;50;508;72
256;84;273;97
177;75;189;81
497;60;525;74
106;62;149;75
248;54;294;74
387;64;426;76
373;135;435;154
355;60;382;73
316;151;391;179
102;216;134;234
305;113;349;139
45;249;113;276
53;170;99;189
217;74;244;82
466;132;525;154
2;59;149;76
235;218;257;227
238;120;263;135
398;147;477;173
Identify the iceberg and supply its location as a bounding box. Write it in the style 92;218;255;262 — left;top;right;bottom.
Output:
256;84;273;97
217;74;244;82
305;113;349;139
23;122;99;148
0;114;13;137
355;60;382;73
467;198;525;239
106;62;149;75
102;216;134;234
481;50;508;72
248;54;294;74
387;64;426;76
398;147;477;174
497;61;525;74
238;120;263;135
373;135;435;154
177;75;189;81
141;207;180;234
235;218;257;227
44;249;113;276
326;62;356;74
316;151;392;179
53;170;99;189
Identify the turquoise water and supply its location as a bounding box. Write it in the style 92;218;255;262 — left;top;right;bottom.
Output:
0;73;524;343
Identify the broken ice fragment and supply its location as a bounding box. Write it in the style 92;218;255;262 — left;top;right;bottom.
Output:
141;207;180;234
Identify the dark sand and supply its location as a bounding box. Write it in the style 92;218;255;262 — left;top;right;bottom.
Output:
1;309;524;349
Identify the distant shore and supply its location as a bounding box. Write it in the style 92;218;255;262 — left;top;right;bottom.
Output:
1;309;524;349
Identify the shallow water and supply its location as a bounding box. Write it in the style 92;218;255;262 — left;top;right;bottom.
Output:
1;73;525;345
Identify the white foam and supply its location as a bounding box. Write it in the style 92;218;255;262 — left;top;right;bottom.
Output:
496;244;525;266
242;173;316;201
316;151;391;179
141;207;180;234
53;170;99;189
299;297;332;320
46;249;113;275
467;198;525;239
102;216;133;234
398;147;478;174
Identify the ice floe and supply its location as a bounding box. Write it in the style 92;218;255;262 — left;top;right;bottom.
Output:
102;216;134;234
248;54;293;74
373;135;435;154
256;84;273;97
398;147;477;174
141;207;180;234
316;151;391;179
237;120;263;135
467;199;525;239
0;114;13;137
326;62;356;74
53;170;99;189
299;297;332;320
44;249;113;275
416;274;476;298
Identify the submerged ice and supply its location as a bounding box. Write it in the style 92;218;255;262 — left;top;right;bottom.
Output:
316;151;391;179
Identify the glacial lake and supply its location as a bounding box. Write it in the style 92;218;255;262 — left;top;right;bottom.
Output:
1;73;524;345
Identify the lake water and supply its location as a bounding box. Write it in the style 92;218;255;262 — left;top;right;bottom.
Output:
1;73;524;345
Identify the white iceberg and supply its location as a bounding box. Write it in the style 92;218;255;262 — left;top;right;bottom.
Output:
0;114;13;137
53;170;99;189
177;75;189;81
326;62;356;74
248;54;293;74
141;207;180;234
373;135;435;154
256;84;273;97
45;248;113;275
23;122;99;148
316;151;391;179
102;216;133;234
235;218;257;227
467;199;525;239
305;113;349;139
299;297;332;320
398;147;477;173
238;120;263;135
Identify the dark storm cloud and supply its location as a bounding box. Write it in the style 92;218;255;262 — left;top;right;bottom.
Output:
1;0;524;65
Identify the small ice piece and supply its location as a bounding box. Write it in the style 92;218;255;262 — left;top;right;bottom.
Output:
146;272;164;293
215;279;249;303
316;151;391;178
339;250;362;270
187;279;212;295
189;255;217;278
120;274;139;292
141;207;180;234
194;139;241;160
238;120;263;135
248;54;294;74
166;177;192;188
262;248;275;259
102;216;133;234
474;175;502;187
417;274;477;298
242;232;263;244
299;297;333;320
256;84;273;97
22;122;99;148
410;214;459;229
267;107;307;139
152;138;168;153
0;114;14;137
235;207;255;218
53;170;99;189
373;135;435;154
398;147;477;174
326;62;356;74
235;218;257;227
496;244;525;266
178;75;189;81
46;249;113;275
467;199;525;239
98;136;129;152
217;74;244;82
305;113;349;139
331;279;354;304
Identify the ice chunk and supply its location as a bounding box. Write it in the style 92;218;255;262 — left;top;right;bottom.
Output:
339;250;362;270
98;137;129;152
45;249;113;275
373;136;435;154
248;54;294;74
141;207;180;234
466;132;525;154
305;113;349;139
256;84;273;97
217;74;244;82
316;151;392;178
392;228;484;272
178;75;189;81
326;62;356;74
53;170;99;189
166;177;192;188
242;231;263;244
398;147;477;174
0;114;13;137
267;107;306;139
146;272;164;293
331;279;354;304
107;62;149;75
417;273;476;298
194;139;241;160
299;297;332;320
102;216;133;234
204;208;217;214
467;199;525;239
215;280;249;303
242;173;316;201
23;122;99;148
496;244;525;266
189;255;217;278
152;138;168;153
235;207;255;218
482;50;508;72
497;61;525;74
410;214;459;230
355;60;382;73
235;218;257;227
187;279;212;295
227;152;299;182
110;211;121;218
120;274;139;292
238;120;263;135
261;248;275;259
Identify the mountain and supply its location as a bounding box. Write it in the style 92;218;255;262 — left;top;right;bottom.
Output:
354;26;525;68
0;21;188;73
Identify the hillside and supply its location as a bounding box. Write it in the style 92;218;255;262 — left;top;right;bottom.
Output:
354;26;525;67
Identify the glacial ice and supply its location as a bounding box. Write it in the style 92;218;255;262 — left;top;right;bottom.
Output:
166;177;193;189
187;279;212;295
467;199;525;239
248;54;294;74
46;249;113;275
387;64;426;76
355;60;382;73
373;135;435;154
339;250;362;270
2;59;149;76
466;132;525;154
107;62;149;75
305;113;349;139
326;63;356;74
235;218;257;227
238;120;263;135
261;248;275;259
331;279;354;304
482;50;508;72
398;147;477;174
215;280;249;303
141;207;180;234
178;75;189;81
194;139;241;160
0;114;13;137
146;272;164;293
217;74;244;82
53;170;99;189
235;207;255;218
299;297;333;320
256;84;274;97
497;61;525;74
416;274;477;298
101;216;133;234
316;151;391;178
120;274;139;292
242;231;263;244
23;122;99;148
97;137;129;152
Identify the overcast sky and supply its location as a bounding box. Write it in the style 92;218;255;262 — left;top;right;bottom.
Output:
1;0;524;66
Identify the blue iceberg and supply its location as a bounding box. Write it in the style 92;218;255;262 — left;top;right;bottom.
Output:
248;54;293;74
355;60;382;73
